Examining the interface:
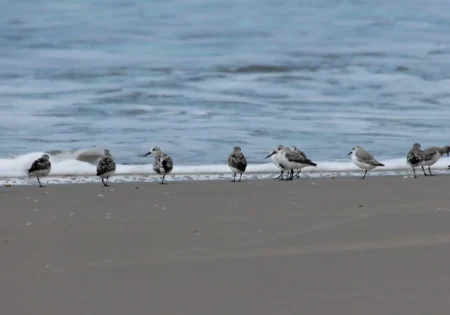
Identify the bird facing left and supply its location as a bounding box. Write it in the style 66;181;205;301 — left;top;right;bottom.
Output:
143;147;173;184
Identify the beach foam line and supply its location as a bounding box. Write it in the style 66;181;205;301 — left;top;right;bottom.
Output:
0;150;449;185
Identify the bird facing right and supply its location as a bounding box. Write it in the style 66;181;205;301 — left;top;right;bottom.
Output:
406;143;424;178
96;149;116;186
228;146;247;182
348;146;384;179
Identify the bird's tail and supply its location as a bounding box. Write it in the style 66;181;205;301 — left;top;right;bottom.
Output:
305;160;317;167
374;162;385;167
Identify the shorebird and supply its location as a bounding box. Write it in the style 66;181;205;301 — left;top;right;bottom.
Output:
265;145;287;180
290;146;317;179
277;147;317;180
421;146;450;176
143;147;173;184
348;146;384;179
28;154;51;187
228;146;247;182
96;149;116;186
406;143;424;178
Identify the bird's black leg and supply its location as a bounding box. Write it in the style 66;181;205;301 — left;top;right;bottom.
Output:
104;178;109;187
275;171;283;180
361;170;367;179
238;173;242;182
278;171;284;180
428;166;435;176
232;173;236;182
295;169;301;178
289;170;294;181
413;168;417;178
161;175;166;184
422;166;429;176
37;177;44;187
101;178;105;186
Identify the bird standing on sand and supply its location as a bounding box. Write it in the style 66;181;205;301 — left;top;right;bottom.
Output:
348;146;384;179
406;143;424;178
265;145;287;180
28;154;51;187
228;146;247;182
96;149;116;186
276;147;317;180
290;146;317;179
421;146;449;176
143;147;173;184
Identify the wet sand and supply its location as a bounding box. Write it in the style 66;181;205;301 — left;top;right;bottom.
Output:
3;175;450;315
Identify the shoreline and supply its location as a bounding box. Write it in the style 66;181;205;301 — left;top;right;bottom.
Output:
2;167;450;186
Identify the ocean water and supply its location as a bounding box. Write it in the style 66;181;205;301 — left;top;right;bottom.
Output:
1;0;450;183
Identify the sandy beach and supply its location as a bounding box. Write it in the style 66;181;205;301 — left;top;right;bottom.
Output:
3;175;450;314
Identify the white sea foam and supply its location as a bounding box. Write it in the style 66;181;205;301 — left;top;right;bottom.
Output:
1;150;449;186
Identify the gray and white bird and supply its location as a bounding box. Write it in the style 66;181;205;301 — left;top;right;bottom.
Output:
27;154;51;187
348;146;384;179
276;147;317;180
290;146;317;179
421;145;449;176
228;146;247;182
406;143;424;178
143;147;173;184
96;149;116;186
265;145;287;180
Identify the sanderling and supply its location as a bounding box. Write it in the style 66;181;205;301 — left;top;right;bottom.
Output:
421;145;450;176
228;146;247;182
406;143;424;178
96;149;116;186
27;154;51;187
290;146;317;179
348;146;384;179
265;145;287;179
143;147;173;184
277;147;317;180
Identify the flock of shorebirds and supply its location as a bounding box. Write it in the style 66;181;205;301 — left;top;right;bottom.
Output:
27;147;173;187
26;143;450;187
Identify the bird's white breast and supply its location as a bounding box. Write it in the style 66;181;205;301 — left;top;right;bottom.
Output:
277;152;292;170
271;154;284;170
351;152;375;170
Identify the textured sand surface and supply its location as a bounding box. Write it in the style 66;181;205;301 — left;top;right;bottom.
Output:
2;176;450;314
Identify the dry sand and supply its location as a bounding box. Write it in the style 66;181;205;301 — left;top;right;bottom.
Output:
2;175;450;314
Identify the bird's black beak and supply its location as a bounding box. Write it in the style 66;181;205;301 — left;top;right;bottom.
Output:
143;152;151;157
265;151;275;159
348;151;352;156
